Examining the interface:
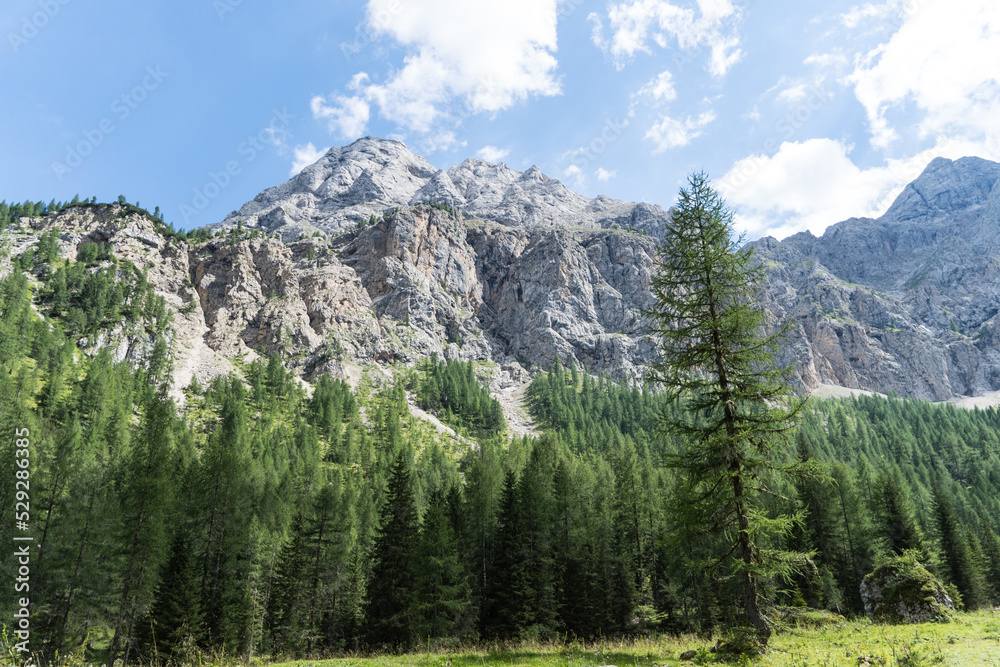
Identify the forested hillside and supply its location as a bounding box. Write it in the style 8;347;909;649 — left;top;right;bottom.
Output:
3;242;1000;664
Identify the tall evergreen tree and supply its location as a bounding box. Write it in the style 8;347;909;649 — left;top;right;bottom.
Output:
646;172;810;644
366;452;419;649
413;489;473;639
931;484;987;608
482;468;530;639
137;528;203;663
871;469;926;558
108;391;179;666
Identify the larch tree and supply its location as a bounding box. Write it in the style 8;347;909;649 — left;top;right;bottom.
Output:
646;172;810;645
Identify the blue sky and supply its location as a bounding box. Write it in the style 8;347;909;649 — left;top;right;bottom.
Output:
3;0;999;238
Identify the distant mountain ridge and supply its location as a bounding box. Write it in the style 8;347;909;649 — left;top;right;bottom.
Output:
6;141;1000;404
755;156;1000;401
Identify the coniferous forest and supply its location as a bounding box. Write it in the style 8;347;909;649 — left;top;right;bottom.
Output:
2;258;1000;663
2;197;1000;665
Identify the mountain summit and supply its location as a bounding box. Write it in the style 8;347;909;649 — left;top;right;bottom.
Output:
7;144;1000;404
756;156;1000;401
218;137;668;239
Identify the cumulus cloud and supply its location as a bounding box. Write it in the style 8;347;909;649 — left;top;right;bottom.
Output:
311;94;371;139
290;142;330;175
562;164;584;186
314;0;562;149
847;0;1000;153
636;70;677;104
476;145;511;162
646;110;715;152
720;0;1000;241
595;167;617;181
590;0;744;76
717;138;971;240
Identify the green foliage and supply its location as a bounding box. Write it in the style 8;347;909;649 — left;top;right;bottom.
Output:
413;489;473;640
527;355;666;457
416;354;505;438
39;246;170;337
429;202;460;218
367;453;420;648
3;213;1000;663
647;172;809;642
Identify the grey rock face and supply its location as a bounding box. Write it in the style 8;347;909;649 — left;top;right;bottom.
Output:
755;156;1000;400
197;136;670;382
468;224;658;377
216;137;669;240
14;146;1000;404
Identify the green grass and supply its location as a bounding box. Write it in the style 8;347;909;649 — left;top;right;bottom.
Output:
260;611;1000;667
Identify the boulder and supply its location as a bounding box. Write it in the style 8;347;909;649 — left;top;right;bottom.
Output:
860;553;954;623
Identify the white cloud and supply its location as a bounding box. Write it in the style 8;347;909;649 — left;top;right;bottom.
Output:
595;167;617;181
562;164;584;185
847;0;1000;153
840;2;894;29
311;94;371;139
717;138;971;239
290;142;330;176
803;51;847;69
646;110;715;152
590;0;744;76
317;0;562;149
636;70;677;105
476;145;511;162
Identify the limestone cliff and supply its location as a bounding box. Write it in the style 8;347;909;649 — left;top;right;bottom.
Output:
755;156;1000;400
7;145;1000;405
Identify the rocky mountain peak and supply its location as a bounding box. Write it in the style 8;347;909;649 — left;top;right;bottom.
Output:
217;138;669;240
11;151;1000;407
881;156;1000;223
753;154;1000;401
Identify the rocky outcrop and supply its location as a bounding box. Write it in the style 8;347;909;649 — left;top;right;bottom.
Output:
215;137;669;240
220;139;1000;402
754;156;1000;400
12;147;1000;405
4;204;237;405
209;191;663;382
469;224;658;377
860;555;954;624
4;198;661;406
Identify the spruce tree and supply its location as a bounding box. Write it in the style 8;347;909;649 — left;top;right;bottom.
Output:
932;484;986;609
871;469;926;558
109;391;179;666
366;452;419;649
413;489;472;639
482;468;530;639
646;172;809;644
138;528;203;662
